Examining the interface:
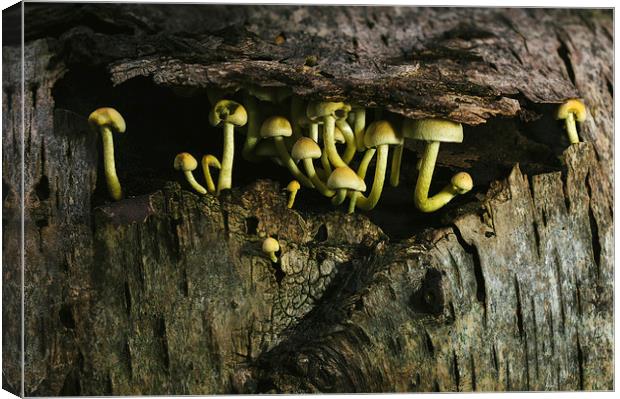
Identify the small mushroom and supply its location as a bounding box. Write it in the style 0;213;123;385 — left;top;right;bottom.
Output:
327;166;367;210
88;107;126;201
556;99;587;144
259;116;314;188
286;180;301;208
307;102;352;169
262;237;280;263
403;118;473;213
291;137;335;197
209;100;248;193
349;120;403;212
174;153;207;194
201;154;221;194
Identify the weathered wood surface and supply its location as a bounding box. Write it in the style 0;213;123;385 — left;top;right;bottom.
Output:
2;4;613;395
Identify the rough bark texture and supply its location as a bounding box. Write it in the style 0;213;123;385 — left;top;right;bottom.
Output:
2;4;613;395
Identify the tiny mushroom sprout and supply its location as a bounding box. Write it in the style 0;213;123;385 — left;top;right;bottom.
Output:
556;99;587;144
209;100;248;193
291;137;335;197
286;180;301;208
403;118;473;213
307;101;352;169
349;120;403;212
201;154;221;194
262;237;280;263
327;166;367;211
88;107;126;201
259;116;315;188
174;152;207;194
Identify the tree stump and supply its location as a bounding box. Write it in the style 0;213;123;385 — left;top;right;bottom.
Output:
2;4;613;395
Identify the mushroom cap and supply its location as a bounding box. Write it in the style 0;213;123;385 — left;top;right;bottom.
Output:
287;180;301;192
291;137;322;161
262;237;280;253
307;101;351;121
254;140;279;157
364;120;403;148
88;107;126;133
403;118;463;143
451;172;473;194
556;99;587;122
174;152;198;171
201;154;221;169
209;100;248;127
260;116;293;138
327;166;367;192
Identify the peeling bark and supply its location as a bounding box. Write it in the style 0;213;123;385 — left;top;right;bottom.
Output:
2;4;613;395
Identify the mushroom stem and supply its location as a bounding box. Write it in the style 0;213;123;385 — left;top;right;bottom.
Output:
353;107;366;152
184;170;207;194
346;147;377;212
414;141;469;212
309;123;319;142
335;119;357;164
274;138;315;188
100;127;122;200
201;155;221;194
320;146;332;176
390;143;403;187
331;189;348;206
355;145;388;211
287;187;299;208
565;112;580;144
241;93;261;161
323;115;347;168
302;159;335;197
218;122;235;193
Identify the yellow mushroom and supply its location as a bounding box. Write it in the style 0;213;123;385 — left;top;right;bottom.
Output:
88;107;126;201
286;180;301;208
209;100;248;193
262;237;280;263
201;155;221;194
174;153;207;194
556;99;587;144
404;118;473;213
327;166;367;210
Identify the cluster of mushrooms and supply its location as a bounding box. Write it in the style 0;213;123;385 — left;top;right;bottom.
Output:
88;95;587;260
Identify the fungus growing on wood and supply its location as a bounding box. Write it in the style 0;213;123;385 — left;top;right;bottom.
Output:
209;100;248;193
556;99;587;144
201;154;221;194
286;180;301;208
327;166;367;211
291;137;335;197
349;120;403;212
262;237;280;263
88;107;127;201
307;102;352;169
174;152;207;194
260;116;314;188
403;118;473;213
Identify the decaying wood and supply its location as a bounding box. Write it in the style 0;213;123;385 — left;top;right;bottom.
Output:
2;4;613;395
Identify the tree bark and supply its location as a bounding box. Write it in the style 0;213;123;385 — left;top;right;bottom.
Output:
2;4;613;395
